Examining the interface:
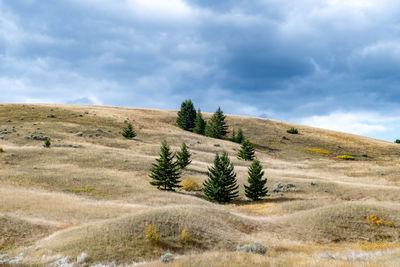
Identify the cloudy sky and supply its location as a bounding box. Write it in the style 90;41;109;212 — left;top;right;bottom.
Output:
1;0;400;141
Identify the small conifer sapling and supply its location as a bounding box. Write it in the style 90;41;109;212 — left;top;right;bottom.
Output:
237;139;255;161
176;142;192;169
122;123;136;139
43;138;51;148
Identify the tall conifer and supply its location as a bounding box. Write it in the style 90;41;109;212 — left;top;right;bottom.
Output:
176;99;196;131
205;107;228;139
193;109;206;135
149;141;182;191
176;142;192;169
203;152;238;203
244;159;268;201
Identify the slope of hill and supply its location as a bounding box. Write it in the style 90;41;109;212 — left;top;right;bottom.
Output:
1;103;400;266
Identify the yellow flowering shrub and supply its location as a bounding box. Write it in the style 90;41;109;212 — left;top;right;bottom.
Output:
145;225;159;244
337;155;355;160
365;214;394;227
180;177;201;192
307;148;331;154
180;228;190;243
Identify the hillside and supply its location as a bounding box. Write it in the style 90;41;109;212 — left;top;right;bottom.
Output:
1;103;400;266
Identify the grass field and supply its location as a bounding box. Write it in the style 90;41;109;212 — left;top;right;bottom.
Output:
1;103;400;266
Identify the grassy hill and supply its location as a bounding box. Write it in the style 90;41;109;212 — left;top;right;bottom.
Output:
1;103;400;266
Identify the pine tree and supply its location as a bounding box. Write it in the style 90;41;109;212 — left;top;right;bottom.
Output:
231;128;244;143
237;139;255;161
230;129;236;142
244;158;268;201
176;99;196;131
236;128;244;144
205;107;228;139
176;142;192;169
149;141;182;191
193;109;206;135
203;152;239;203
122;123;136;139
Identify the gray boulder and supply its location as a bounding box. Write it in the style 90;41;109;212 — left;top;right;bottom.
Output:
77;252;88;264
272;182;296;193
236;242;268;254
161;253;174;263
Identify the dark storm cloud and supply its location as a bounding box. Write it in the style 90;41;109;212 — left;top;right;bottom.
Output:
1;0;400;140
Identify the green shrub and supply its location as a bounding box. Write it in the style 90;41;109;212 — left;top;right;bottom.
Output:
395;139;400;144
287;127;298;134
43;138;51;148
337;155;355;160
0;147;3;153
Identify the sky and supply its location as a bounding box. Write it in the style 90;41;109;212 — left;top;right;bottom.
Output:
1;0;400;141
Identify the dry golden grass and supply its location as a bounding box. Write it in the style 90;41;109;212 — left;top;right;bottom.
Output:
29;206;259;264
1;103;400;266
0;215;56;252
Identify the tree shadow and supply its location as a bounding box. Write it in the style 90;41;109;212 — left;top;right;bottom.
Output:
175;190;304;206
233;196;304;206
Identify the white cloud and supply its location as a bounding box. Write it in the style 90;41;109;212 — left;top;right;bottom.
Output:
127;0;193;18
298;111;400;136
70;0;200;22
353;41;400;59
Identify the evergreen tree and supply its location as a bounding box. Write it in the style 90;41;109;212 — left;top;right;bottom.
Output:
203;152;239;203
237;139;255;161
193;109;206;135
205;107;228;139
122;123;136;139
236;128;244;144
149;141;182;191
230;129;236;142
176;142;192;169
231;128;244;143
176;99;196;131
244;158;268;201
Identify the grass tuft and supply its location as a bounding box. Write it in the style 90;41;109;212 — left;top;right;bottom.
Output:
180;177;201;192
307;148;331;154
